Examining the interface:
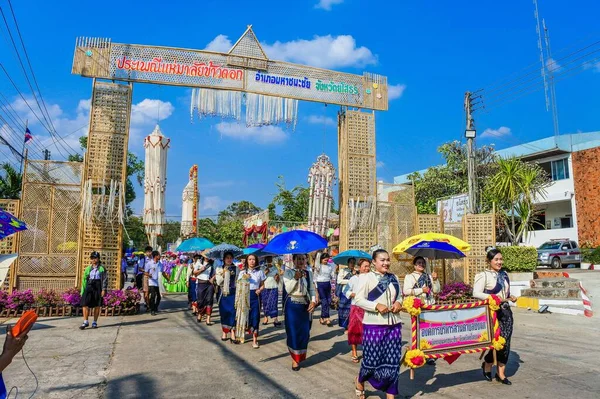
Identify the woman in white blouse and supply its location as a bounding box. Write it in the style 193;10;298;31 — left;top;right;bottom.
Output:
237;254;266;349
473;248;517;385
261;256;281;326
354;249;403;399
403;256;440;306
313;252;335;326
345;258;371;363
283;253;316;371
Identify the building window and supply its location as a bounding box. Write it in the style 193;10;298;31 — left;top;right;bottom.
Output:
551;158;569;181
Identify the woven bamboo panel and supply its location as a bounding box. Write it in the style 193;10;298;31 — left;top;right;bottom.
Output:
15;160;83;291
0;199;19;255
464;213;496;284
416;214;441;234
16;276;74;292
78;81;131;290
338;111;377;252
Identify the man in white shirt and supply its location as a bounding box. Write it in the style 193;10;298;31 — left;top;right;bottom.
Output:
147;251;171;316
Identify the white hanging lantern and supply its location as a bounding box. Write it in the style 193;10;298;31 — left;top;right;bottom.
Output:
143;125;170;248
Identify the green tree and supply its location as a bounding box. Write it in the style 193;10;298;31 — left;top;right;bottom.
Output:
218;201;262;223
197;218;219;243
486;157;549;245
409;141;497;214
269;176;309;222
0;163;22;199
122;216;147;249
157;220;182;250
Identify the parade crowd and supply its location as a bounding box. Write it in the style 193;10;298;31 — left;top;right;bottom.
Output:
77;246;516;399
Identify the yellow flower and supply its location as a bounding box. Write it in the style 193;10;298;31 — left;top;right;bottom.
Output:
420;338;432;349
488;295;501;312
403;296;421;317
478;331;489;342
492;336;506;351
404;349;426;368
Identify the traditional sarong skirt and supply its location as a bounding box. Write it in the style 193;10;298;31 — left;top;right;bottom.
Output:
316;282;332;318
485;304;513;364
188;278;197;303
261;288;279;318
338;295;352;329
81;279;103;308
347;305;365;345
284;300;311;363
359;323;402;395
196;281;215;316
248;290;261;336
219;290;236;333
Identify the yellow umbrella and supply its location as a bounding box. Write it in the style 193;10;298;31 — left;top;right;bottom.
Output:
392;232;471;255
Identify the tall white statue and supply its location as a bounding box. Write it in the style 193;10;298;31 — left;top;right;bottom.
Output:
143;125;170;249
307;154;336;237
180;165;199;238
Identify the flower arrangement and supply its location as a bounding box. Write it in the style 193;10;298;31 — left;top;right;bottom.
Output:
419;338;433;350
0;290;8;308
6;289;35;310
35;288;61;307
492;336;506;351
437;281;473;302
61;287;82;307
103;290;127;307
404;349;426;368
123;287;141;308
487;294;501;311
478;331;489;342
403;296;423;317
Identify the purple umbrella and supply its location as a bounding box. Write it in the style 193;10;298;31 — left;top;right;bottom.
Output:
248;243;266;249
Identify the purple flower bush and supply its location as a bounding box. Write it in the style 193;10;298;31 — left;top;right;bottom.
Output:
437;281;473;302
6;289;35;310
123;287;141;308
61;287;82;307
35;288;61;307
103;289;127;307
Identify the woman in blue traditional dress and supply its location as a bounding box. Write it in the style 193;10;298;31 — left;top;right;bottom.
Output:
473;247;517;385
283;253;316;371
314;252;335;326
354;249;403;399
216;252;239;343
261;256;281;326
336;257;355;330
237;254;266;348
195;254;216;325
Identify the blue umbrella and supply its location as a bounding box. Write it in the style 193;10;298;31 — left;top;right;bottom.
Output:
263;230;327;255
333;249;371;265
176;237;214;252
205;243;243;260
404;241;465;260
239;247;275;259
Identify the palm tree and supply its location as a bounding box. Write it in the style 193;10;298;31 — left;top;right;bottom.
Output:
0;163;22;199
487;158;549;245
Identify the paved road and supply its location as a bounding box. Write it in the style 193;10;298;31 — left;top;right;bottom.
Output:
2;294;599;398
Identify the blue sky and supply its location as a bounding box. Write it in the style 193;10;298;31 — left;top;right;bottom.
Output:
1;0;599;220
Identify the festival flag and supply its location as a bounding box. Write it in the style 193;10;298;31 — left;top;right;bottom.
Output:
24;128;33;144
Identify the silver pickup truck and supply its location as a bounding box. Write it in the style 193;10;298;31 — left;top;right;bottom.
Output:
537;239;581;269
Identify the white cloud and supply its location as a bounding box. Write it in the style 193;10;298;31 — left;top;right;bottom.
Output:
315;0;344;11
583;60;600;72
0;97;175;159
376;161;385;168
201;196;223;211
481;126;511;139
205;34;376;69
388;84;406;100
546;58;561;72
307;115;336;126
215;122;288;144
205;34;232;53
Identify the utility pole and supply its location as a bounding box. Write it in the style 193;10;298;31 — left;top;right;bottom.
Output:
464;92;477;214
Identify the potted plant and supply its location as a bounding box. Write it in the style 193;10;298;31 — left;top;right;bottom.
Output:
581;245;600;270
103;290;127;316
61;287;82;316
6;289;35;316
0;290;8;317
123;287;141;315
436;281;474;304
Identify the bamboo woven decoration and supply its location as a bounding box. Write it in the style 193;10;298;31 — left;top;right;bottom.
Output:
463;213;496;284
77;81;132;290
14;160;82;291
338;110;377;252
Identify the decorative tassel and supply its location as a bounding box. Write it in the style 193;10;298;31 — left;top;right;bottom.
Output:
245;93;298;129
222;268;231;297
234;278;250;341
191;88;242;120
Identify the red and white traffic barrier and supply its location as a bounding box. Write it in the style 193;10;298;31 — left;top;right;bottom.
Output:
579;281;593;318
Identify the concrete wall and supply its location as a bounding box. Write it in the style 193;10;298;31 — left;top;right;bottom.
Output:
572;147;600;246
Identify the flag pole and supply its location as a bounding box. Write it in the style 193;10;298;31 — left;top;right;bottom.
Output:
19;119;28;176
